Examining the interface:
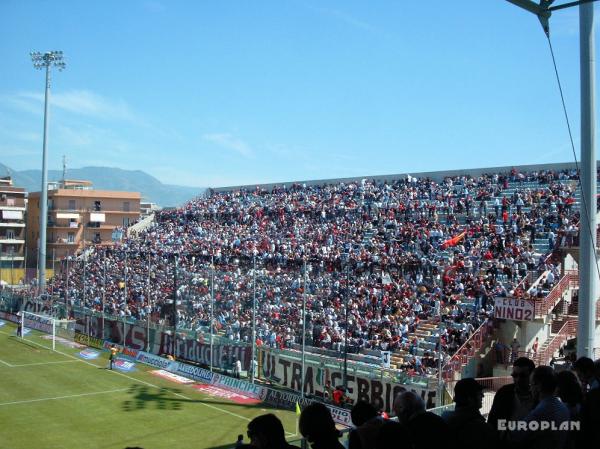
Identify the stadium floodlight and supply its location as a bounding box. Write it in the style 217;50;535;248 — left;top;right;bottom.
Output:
506;0;599;361
30;50;66;292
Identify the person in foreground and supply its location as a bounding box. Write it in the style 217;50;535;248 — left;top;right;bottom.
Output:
510;365;570;449
442;377;498;449
246;414;295;449
299;402;344;449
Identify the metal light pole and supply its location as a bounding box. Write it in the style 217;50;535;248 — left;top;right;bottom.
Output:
210;254;215;372
343;260;350;390
301;259;307;398
172;253;178;357
251;254;257;384
123;248;128;347
82;220;86;306
146;251;151;352
65;256;69;318
31;51;65;292
51;249;55;296
578;1;597;359
102;249;106;340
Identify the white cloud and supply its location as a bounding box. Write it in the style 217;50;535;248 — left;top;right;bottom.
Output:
10;90;145;125
202;133;254;157
0;145;38;157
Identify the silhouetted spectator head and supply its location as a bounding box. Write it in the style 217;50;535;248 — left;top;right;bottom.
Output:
375;421;412;449
511;357;536;390
530;365;557;401
299;402;340;445
556;370;583;408
573;357;595;387
350;400;377;427
409;411;452;449
393;391;425;424
453;378;484;409
247;413;287;449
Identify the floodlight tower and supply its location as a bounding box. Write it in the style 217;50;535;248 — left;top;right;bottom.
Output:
31;51;65;292
506;0;599;360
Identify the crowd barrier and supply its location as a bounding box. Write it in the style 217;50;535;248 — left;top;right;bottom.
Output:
0;293;439;418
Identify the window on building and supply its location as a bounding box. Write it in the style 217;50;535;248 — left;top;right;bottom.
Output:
6;230;15;240
67;232;75;243
68;199;76;210
94;201;101;211
123;201;130;212
122;217;130;227
7;198;14;206
94;232;101;244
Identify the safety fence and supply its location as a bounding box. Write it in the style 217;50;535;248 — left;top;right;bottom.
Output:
533;270;578;318
441;319;495;382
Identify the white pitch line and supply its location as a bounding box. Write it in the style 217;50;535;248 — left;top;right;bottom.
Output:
0;329;257;425
0;358;13;367
10;360;79;367
0;388;129;407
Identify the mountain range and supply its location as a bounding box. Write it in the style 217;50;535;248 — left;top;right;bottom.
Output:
0;163;205;207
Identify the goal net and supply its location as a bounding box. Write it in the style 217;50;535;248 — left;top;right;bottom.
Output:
19;311;77;351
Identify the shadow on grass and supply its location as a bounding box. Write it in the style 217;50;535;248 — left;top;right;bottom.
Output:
8;335;48;352
121;384;259;412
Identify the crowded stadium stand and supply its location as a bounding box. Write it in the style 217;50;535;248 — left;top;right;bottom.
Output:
3;164;599;409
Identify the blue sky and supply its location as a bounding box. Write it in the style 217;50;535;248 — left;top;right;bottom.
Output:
0;1;594;187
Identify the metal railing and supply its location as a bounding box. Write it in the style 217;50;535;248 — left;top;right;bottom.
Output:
441;319;495;382
534;319;577;366
533;271;578;318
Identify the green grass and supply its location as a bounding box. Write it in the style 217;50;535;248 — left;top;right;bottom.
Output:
0;321;300;449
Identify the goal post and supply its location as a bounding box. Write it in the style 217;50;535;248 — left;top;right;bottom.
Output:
19;311;77;351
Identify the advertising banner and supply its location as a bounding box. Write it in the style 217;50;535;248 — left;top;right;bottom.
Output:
171;360;214;384
103;341;140;359
79;349;100;360
150;370;194;384
212;373;266;400
136;351;176;371
74;333;105;350
261;387;352;427
193;384;262;405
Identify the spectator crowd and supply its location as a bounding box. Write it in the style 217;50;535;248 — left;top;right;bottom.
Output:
241;356;600;449
46;167;584;376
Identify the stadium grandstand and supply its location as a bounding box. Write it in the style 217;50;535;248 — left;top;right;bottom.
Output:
2;162;599;448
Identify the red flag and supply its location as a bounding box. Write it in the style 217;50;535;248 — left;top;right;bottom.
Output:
441;231;466;249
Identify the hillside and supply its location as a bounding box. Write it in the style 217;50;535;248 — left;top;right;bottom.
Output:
0;163;204;207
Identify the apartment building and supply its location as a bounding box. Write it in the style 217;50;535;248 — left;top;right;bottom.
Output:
27;180;141;265
0;177;26;270
140;200;161;218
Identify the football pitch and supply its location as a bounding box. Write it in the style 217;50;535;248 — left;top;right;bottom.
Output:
0;321;300;449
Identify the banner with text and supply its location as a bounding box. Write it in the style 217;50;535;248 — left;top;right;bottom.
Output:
494;297;534;321
260;350;436;412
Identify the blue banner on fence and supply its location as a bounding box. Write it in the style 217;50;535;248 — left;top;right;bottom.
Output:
114;359;136;372
172;361;214;384
79;349;100;360
136;351;176;371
